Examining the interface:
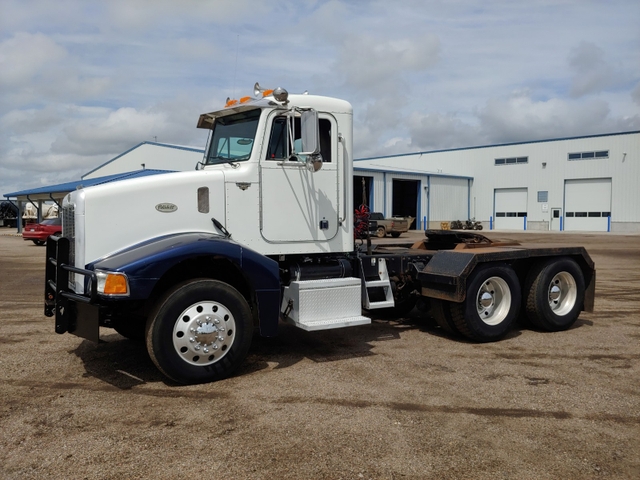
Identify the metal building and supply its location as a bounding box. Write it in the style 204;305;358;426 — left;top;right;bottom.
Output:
356;131;640;232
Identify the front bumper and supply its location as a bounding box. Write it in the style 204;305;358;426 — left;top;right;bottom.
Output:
44;235;101;341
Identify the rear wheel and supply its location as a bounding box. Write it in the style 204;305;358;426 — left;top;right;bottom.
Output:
450;264;521;342
390;232;401;238
524;257;585;331
146;279;253;384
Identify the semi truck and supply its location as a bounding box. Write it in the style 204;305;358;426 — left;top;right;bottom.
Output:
45;84;595;384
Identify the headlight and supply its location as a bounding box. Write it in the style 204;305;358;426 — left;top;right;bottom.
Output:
95;270;130;296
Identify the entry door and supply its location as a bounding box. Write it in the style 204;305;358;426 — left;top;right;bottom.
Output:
260;112;339;242
550;208;562;231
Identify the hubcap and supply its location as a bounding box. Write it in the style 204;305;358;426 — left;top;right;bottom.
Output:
548;271;577;316
475;276;511;326
173;301;236;366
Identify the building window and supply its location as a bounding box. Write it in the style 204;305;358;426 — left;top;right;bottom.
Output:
537;191;548;202
566;211;609;218
495;156;528;166
568;150;609;160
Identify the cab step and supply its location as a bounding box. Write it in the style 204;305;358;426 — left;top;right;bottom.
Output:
361;257;395;309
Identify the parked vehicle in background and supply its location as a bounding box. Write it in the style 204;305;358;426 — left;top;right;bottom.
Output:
451;218;483;230
0;201;18;228
22;218;62;245
369;212;414;238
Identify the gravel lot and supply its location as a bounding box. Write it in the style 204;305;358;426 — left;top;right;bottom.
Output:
1;230;639;479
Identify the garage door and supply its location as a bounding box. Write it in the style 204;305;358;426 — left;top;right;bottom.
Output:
495;188;527;230
430;177;469;224
564;178;611;232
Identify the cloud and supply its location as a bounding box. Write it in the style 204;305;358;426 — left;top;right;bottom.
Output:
632;82;640;106
568;41;627;97
407;112;482;151
0;32;67;87
336;33;440;95
477;92;631;143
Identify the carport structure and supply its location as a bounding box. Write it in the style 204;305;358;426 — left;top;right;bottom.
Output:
3;169;174;233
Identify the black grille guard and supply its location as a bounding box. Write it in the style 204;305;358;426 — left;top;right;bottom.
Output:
44;235;97;334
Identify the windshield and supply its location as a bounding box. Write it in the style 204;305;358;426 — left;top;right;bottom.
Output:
205;109;261;165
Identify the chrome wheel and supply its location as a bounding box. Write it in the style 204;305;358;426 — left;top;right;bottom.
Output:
475;276;511;326
173;300;236;366
547;271;577;316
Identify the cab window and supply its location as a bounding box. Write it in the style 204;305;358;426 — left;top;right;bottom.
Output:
266;116;332;162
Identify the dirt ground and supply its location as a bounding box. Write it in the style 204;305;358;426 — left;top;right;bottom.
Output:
0;230;638;479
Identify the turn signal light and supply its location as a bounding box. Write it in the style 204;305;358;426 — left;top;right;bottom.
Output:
96;271;130;296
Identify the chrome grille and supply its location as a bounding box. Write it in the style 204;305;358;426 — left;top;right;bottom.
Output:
62;204;76;288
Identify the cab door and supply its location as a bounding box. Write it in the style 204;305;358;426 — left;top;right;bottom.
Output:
259;112;339;243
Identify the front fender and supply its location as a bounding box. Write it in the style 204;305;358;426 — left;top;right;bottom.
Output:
89;232;281;336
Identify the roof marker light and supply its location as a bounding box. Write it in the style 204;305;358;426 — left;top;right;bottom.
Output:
273;87;288;102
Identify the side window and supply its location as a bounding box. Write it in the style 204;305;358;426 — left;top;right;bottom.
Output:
265;116;332;162
266;117;288;160
319;118;331;162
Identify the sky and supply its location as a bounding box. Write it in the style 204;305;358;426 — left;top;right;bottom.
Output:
1;0;639;196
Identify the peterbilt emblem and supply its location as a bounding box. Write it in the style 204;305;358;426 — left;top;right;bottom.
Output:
236;182;251;191
155;203;178;213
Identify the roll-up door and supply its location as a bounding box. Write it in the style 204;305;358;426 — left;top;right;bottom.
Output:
430;177;469;224
564;178;611;231
495;188;527;230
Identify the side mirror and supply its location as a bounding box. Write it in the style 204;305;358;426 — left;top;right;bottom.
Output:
299;109;320;155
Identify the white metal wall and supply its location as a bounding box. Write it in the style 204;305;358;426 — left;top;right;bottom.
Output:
564;178;611;232
355;131;640;232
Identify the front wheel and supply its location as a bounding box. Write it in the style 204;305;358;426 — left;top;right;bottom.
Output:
450;264;521;342
146;279;253;384
33;240;45;246
524;258;585;331
376;226;386;238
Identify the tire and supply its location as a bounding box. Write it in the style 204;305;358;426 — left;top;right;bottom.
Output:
476;225;483;230
429;299;461;336
112;315;146;341
376;226;386;238
390;232;401;238
524;257;585;332
450;264;521;342
389;294;418;318
33;240;45;246
146;279;253;384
